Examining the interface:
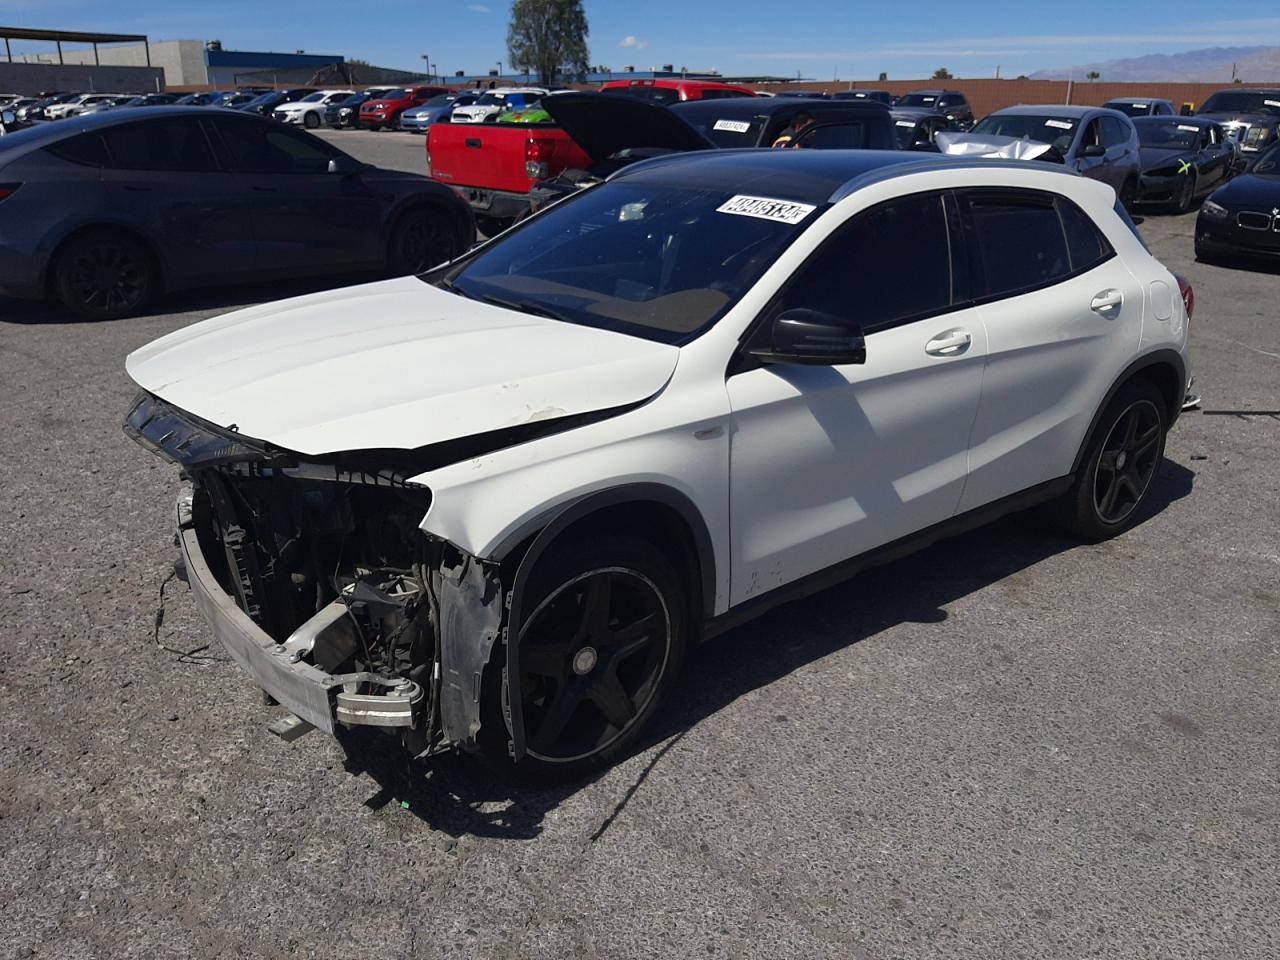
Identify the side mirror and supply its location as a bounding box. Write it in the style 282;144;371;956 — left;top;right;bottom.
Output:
751;308;866;365
1078;143;1106;158
327;155;361;175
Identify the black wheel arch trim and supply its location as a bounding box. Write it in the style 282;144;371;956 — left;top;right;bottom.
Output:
501;482;717;763
1070;348;1187;475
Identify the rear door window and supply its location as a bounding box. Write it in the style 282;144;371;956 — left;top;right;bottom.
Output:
102;118;217;171
1056;199;1114;273
210;118;337;173
959;189;1072;299
1102;117;1130;148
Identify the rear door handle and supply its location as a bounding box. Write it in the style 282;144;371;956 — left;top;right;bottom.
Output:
1090;289;1123;313
925;329;972;356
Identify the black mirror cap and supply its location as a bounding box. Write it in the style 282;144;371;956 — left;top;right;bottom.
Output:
752;308;866;366
1079;143;1106;158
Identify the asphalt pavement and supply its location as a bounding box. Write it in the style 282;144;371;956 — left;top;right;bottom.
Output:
0;135;1277;960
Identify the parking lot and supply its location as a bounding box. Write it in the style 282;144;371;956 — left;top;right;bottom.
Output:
1;126;1278;960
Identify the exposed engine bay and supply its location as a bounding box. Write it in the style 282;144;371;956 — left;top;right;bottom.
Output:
125;391;507;756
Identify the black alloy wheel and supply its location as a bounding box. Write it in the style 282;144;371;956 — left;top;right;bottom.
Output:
388;209;461;275
1058;379;1168;540
1172;173;1197;214
303;111;320;129
479;534;688;780
1092;398;1163;526
53;231;157;320
515;567;672;763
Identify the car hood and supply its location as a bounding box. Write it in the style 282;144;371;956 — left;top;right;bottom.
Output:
125;276;679;456
1208;172;1280;208
545;92;714;163
1138;146;1195;172
934;131;1058;160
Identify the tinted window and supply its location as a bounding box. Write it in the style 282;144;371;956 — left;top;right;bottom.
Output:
796;122;870;149
1199;92;1280;117
603;86;680;106
213;119;337;173
103;119;216;171
1101;117;1130;147
962;191;1070;297
898;93;939;107
776;192;952;331
1057;199;1113;272
1105;101;1149;118
44;132;110;166
699;89;753;100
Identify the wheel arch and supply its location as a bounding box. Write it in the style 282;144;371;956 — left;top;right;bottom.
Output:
1071;348;1186;474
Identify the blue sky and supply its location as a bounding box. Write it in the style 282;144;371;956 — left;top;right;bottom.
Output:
4;0;1280;79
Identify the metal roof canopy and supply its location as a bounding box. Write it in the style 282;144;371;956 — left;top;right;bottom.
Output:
0;26;151;66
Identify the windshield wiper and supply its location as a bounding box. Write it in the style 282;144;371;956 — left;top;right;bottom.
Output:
477;293;575;324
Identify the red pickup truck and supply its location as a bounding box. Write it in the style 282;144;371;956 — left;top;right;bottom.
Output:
598;77;757;104
427;119;592;232
359;85;452;130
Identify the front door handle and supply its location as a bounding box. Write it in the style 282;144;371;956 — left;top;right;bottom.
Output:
925;329;972;356
1091;288;1123;313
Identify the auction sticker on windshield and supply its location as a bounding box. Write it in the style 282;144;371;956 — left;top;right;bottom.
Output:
713;119;751;133
1045;119;1074;129
717;195;817;224
1177;124;1200;132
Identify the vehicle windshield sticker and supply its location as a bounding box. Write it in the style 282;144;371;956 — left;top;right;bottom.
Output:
1177;124;1200;132
896;120;918;127
921;96;936;102
1267;100;1280;108
1044;119;1074;129
713;119;751;133
717;195;817;224
1133;103;1148;108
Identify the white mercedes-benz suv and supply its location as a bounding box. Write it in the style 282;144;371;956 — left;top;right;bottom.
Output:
125;150;1191;778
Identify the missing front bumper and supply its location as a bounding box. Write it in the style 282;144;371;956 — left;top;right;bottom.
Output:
175;492;425;734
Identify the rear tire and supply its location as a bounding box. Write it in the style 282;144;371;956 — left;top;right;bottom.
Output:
476;534;689;782
52;229;158;320
387;207;466;275
1057;380;1167;541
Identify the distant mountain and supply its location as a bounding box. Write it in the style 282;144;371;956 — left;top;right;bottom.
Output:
1031;46;1280;83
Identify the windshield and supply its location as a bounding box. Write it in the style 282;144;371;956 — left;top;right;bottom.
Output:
677;112;764;147
1136;120;1203;149
1105;101;1153;117
433;181;822;344
425;94;454;107
1251;140;1280;175
604;86;680;106
380;89;408;100
1199;92;1280;116
476;92;510;105
245;93;277;107
971;114;1078;148
898;93;938;107
891;118;923;148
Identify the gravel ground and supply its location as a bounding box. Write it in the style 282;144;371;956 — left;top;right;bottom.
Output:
1;137;1278;960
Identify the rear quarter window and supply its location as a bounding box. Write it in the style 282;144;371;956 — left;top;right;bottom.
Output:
44;133;110;166
961;190;1071;298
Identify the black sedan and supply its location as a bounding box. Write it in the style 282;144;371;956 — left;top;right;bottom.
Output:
0;108;474;319
235;88;319;117
1133;116;1238;212
1194;139;1280;263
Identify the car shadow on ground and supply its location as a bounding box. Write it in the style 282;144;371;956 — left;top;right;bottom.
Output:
344;458;1196;841
0;273;389;326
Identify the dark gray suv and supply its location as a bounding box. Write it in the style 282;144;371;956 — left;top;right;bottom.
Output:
0;107;473;319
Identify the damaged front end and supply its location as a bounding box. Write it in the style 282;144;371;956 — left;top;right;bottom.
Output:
125;392;505;756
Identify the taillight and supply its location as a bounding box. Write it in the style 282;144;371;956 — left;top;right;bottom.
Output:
0;183;20;201
1175;273;1194;319
526;137;555;181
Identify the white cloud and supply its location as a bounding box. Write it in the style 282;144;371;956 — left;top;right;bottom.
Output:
620;35;648;50
467;3;490;12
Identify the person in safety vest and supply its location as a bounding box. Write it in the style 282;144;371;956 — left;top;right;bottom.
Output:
771;111;816;148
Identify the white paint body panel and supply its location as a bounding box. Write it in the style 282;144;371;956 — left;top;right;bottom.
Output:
128;160;1189;620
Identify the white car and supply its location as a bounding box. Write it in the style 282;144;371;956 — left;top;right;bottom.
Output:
49;93;122;119
449;87;547;123
273;89;355;128
124;151;1191;778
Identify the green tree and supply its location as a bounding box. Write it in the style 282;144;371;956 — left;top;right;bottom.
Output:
1086;70;1101;81
932;67;953;80
507;0;590;87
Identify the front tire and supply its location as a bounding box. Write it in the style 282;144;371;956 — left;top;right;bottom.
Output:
1058;380;1167;541
1171;173;1196;214
478;534;689;781
1119;176;1139;213
303;111;320;129
52;229;158;320
387;207;465;275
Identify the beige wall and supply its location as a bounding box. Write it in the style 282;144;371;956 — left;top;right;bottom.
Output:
10;40;207;86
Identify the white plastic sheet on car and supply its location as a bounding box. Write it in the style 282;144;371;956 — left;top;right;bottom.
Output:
933;132;1056;160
